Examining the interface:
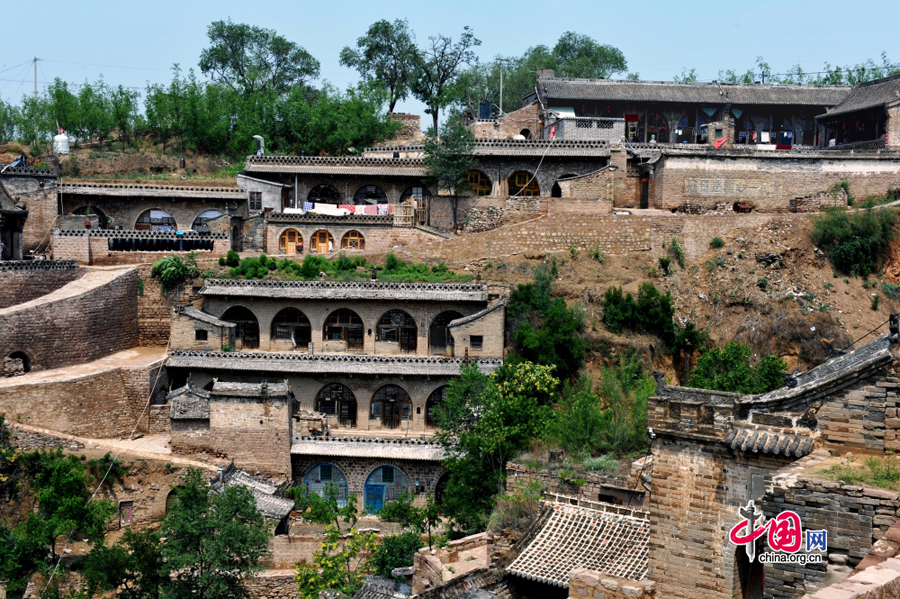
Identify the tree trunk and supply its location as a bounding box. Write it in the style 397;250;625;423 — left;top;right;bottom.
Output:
432;111;439;137
451;196;458;230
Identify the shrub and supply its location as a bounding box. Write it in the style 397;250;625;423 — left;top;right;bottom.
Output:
882;282;900;301
582;454;618;473
810;206;898;276
658;256;671;275
689;341;786;394
372;532;422;582
836;178;854;205
545;378;605;454
150;254;199;289
568;242;579;259
670;236;685;269
590;245;604;263
757;278;768;290
710;237;724;249
872;295;881;310
223;250;240;267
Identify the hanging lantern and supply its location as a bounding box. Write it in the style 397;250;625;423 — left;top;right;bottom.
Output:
641;178;649;185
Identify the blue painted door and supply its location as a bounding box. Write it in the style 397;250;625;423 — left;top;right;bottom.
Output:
365;484;384;513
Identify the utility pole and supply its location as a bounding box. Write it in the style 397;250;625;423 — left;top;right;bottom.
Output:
34;57;39;100
498;58;503;118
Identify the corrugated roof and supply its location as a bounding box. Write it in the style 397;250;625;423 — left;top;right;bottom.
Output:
535;77;851;107
507;502;649;587
291;436;445;461
817;74;900;120
200;279;488;302
166;350;503;376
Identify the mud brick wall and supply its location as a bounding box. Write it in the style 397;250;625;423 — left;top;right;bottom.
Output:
789;188;849;213
148;405;170;434
757;453;900;598
137;265;205;347
557;167;614;200
0;264;83;309
210;398;292;475
0;355;166;437
0;267;138;372
568;570;656;599
467;104;541;140
651;153;900;212
265;535;326;570
2;173;58;253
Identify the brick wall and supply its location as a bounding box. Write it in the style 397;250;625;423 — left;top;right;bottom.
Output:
447;302;505;359
568;570;656;599
58;192;243;232
888;106;900;149
263;220;441;255
557;166;614;200
170;309;235;352
2;174;58;253
467;104;541;140
818;366;898;453
0;265;83;309
0;354;166;437
651;153;900;212
505;463;645;507
137;265;205;347
51;233;230;266
0;267;138;372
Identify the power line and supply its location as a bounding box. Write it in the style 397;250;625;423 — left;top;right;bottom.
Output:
43;58;169;72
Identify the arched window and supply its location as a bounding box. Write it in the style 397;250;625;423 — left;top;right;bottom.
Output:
316;384;357;428
308;184;341;203
400;186;432;202
426;386;448;429
71;205;110;229
310;230;334;254
341;230;365;251
221;306;259;350
376;310;417;353
371;385;412;429
303;463;350;507
271;308;311;347
279;229;303;255
192;210;224;231
135;209;176;232
364;465;412;513
508;171;539;196
323;309;364;351
353;185;387;204
429;311;462;356
467;170;492;196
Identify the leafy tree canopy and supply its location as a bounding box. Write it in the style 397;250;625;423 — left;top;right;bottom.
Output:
413;26;481;134
340;19;419;113
199;19;320;97
689;341;786;394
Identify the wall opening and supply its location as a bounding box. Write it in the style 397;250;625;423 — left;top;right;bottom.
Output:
508;171;540;196
316;384;357;428
221;306;260;350
308;184;341;204
7;351;30;373
371;385;412;430
323;309;364;352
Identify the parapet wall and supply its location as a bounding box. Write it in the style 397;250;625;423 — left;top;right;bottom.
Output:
0;260;82;309
0;267;139;372
51;230;231;266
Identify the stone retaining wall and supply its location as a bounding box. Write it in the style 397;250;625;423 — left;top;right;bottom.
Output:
245;572;299;599
0;262;83;309
568;569;656;599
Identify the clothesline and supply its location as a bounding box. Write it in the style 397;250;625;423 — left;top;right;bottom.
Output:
301;202;396;215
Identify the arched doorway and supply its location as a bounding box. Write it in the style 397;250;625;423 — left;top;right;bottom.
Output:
353;185;387;204
323;309;364;352
551;174;577;198
308;184;341;204
279;229;303;255
316;384;357;428
6;351;30;374
435;472;450;506
192;210;224;232
71;205;110;229
508;171;539;196
519;129;532;139
135;209;176;231
221;306;259;350
429;311;462;356
310;230;334;254
735;545;764;599
467;170;492;196
271;308;311;349
303;463;350;507
426;386;448;429
340;230;365;251
376;309;417;353
364;465;412;513
371;385;412;430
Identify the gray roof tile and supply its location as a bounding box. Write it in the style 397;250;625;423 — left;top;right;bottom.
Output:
60;182;243;198
200;279;488;302
291;436;445;461
817;74;900;119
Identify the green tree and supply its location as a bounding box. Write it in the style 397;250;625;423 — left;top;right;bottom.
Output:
513;297;588;382
422;112;475;228
81;528;166;599
339;19;420;113
0;99;17;142
545;378;605;454
162;468;270;599
689;341;786;394
199;19;320;98
372;532;422;582
552;32;626;79
109;84;140;150
810;205;898;276
378;491;441;549
289;481;359;532
413;26;481;134
295;524;377;599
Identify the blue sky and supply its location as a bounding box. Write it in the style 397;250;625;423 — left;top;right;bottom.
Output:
2;0;898;123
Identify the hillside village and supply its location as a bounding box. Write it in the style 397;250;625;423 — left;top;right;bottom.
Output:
6;19;900;599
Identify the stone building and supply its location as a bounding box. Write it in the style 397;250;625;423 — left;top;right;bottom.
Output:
816;73;900;149
0;166;56;256
646;323;900;599
0;178;27;260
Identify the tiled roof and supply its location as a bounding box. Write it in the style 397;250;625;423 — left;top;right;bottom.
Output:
351;576;411;599
817;74;900;119
60;182;243;198
507;503;649;587
0;179;26;214
200;279;488;302
534;77;851;107
179;306;235;328
166;350;503;376
366;139;612;157
166;383;210;419
211;466;294;520
448;298;506;329
244;155;426;176
725;427;814;457
291;436;445;461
